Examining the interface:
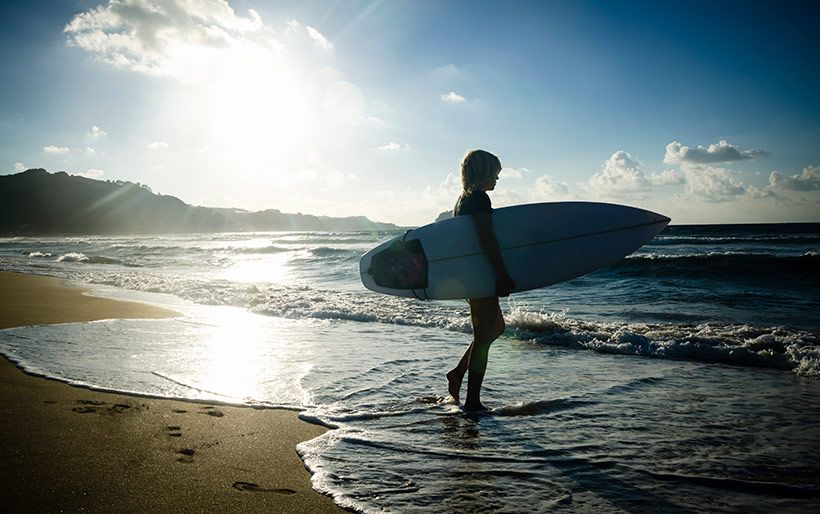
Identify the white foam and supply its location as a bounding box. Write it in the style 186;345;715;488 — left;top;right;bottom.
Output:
56;252;88;262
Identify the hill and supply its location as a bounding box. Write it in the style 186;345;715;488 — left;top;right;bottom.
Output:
0;169;400;235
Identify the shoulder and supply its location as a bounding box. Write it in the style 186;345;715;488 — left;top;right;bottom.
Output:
454;190;492;216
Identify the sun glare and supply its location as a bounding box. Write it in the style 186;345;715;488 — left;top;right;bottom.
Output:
206;46;313;161
219;251;291;284
196;308;279;401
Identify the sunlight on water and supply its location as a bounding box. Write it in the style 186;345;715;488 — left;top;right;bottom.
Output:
195;308;279;401
219;252;291;284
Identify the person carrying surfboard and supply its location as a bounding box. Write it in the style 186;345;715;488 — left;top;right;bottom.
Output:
446;149;516;411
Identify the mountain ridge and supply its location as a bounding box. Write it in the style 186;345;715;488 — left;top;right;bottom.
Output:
0;169;401;235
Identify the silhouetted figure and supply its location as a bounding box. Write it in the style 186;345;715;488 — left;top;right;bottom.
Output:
446;150;516;411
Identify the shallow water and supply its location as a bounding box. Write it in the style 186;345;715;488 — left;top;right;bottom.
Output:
2;304;818;512
1;224;819;511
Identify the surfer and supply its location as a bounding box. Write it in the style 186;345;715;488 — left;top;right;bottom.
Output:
446;149;516;411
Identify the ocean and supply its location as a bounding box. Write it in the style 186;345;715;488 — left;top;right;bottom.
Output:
1;223;818;512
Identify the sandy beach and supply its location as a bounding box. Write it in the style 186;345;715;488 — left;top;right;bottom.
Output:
0;271;342;512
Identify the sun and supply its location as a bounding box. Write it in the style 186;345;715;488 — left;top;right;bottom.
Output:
205;45;313;162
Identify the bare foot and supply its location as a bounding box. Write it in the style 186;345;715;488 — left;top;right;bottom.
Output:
463;401;488;412
446;369;463;403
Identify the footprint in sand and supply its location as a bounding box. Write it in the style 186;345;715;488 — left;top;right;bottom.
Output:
72;399;105;412
199;406;225;417
172;409;188;414
71;400;134;415
71;405;98;414
231;482;296;495
166;425;182;437
176;448;195;463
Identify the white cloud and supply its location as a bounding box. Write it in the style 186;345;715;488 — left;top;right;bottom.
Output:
373;142;410;152
584;151;652;197
746;185;777;199
351;115;384;126
769;165;820;192
15;162;26;172
648;169;685;186
85;147;96;155
441;91;466;103
43;145;70;154
65;2;336;84
664;140;768;164
75;168;105;179
325;170;356;187
680;164;746;202
533;174;570;199
500;167;527;179
86;125;108;140
423;172;462;206
148;141;170;150
305;26;333;50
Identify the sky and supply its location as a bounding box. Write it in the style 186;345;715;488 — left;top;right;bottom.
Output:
1;0;818;226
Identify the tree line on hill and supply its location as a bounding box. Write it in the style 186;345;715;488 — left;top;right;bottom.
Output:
0;169;400;235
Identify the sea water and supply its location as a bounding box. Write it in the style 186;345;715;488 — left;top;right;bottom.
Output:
0;224;818;512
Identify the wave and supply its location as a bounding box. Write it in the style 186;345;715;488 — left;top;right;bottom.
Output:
237;245;293;254
609;252;819;280
506;308;819;378
64;269;819;378
308;247;361;258
651;235;820;245
55;252;135;266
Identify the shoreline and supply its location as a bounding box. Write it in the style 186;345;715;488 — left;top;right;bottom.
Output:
0;271;344;512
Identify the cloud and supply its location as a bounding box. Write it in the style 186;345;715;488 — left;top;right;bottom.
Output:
75;168;105;179
745;185;776;199
64;1;333;84
441;91;466;103
768;165;820;192
351;115;384;126
648;169;685;186
664;140;769;164
533;174;570;199
15;162;26;172
373;142;410;152
584;151;652;197
85;147;96;155
423;172;462;205
148;141;170;149
500;167;527;179
432;64;459;77
305;26;333;50
86;125;107;140
680;164;746;202
43;145;70;154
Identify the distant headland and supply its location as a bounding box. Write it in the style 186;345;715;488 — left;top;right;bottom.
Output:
0;169;402;235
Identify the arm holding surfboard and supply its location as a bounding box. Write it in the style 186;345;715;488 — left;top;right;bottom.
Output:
473;211;517;297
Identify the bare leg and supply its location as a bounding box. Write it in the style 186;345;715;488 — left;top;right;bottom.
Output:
447;343;472;402
463;298;504;411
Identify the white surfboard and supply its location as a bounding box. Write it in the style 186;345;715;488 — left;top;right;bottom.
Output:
359;202;670;300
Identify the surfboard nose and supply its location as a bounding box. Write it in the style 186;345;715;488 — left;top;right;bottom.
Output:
644;209;671;226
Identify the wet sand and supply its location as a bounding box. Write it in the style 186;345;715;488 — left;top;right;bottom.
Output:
0;271;343;512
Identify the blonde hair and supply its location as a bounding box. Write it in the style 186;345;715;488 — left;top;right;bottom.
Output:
460;149;501;193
